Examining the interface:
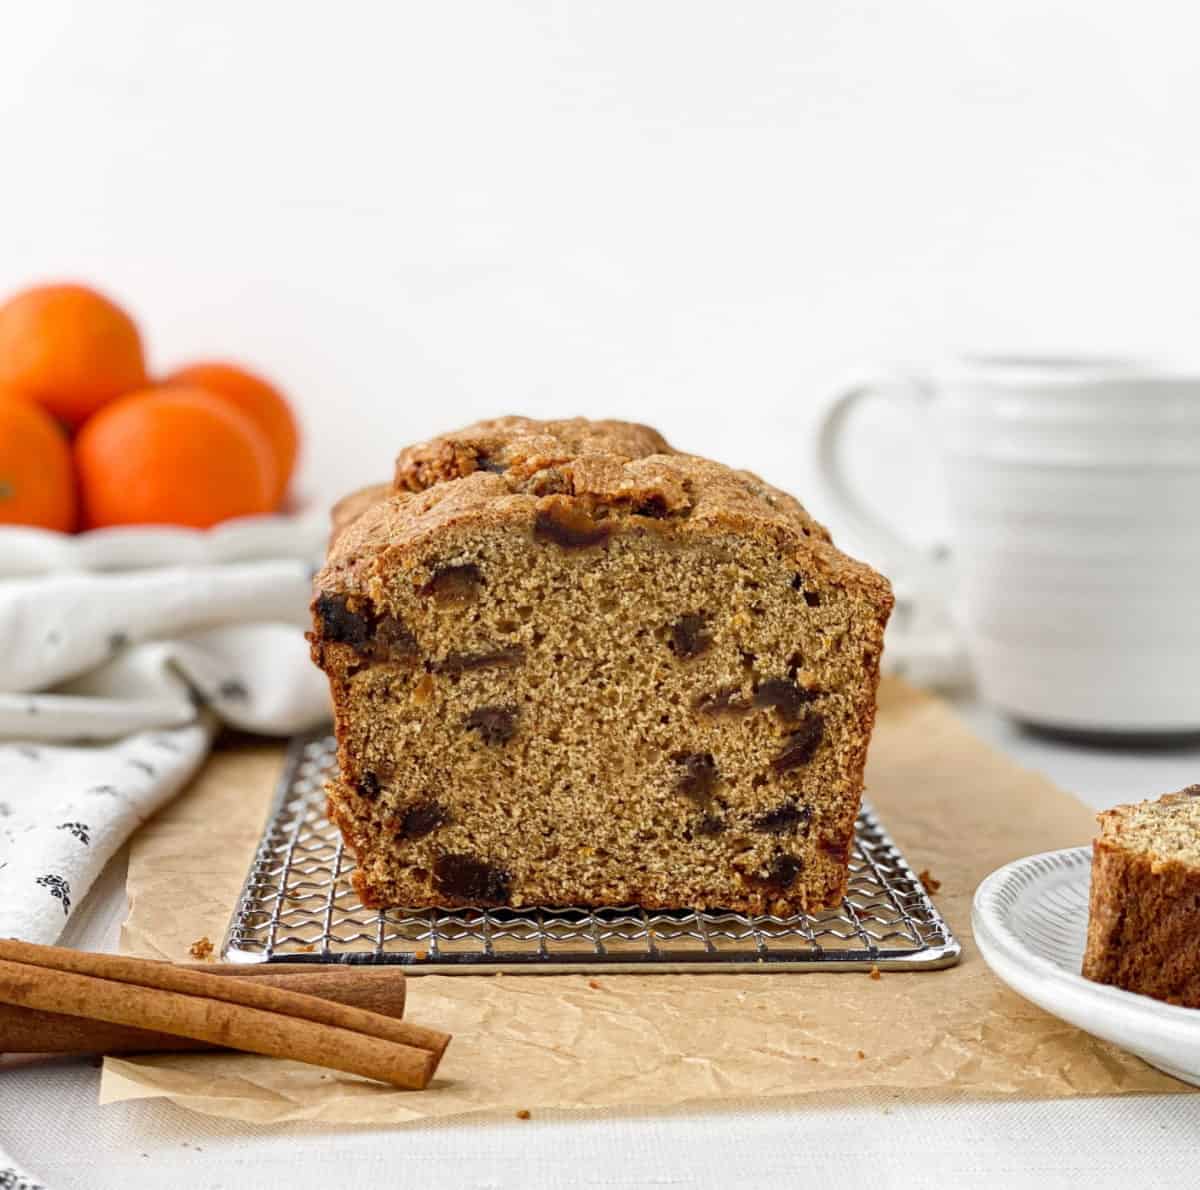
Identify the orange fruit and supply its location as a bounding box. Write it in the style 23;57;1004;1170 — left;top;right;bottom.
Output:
74;387;275;529
0;389;77;531
0;283;147;427
163;361;298;506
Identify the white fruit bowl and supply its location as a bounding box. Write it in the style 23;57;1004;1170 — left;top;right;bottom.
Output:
0;512;328;577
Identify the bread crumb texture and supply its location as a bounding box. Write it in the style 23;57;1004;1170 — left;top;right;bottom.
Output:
310;417;893;914
188;936;214;961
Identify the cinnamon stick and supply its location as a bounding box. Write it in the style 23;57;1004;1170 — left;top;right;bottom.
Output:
0;941;449;1089
182;963;408;1016
1;965;408;1055
0;940;449;1061
0;959;434;1089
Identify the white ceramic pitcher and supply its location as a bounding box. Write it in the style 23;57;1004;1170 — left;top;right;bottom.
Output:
817;357;1200;734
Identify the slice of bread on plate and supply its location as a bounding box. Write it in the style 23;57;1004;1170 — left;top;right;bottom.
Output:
1083;785;1200;1007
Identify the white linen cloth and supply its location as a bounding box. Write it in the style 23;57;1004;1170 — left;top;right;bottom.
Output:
0;519;332;948
0;1150;44;1189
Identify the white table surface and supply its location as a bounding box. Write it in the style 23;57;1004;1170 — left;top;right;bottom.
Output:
3;698;1199;1190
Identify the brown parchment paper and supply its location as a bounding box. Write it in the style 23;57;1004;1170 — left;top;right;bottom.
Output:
99;681;1191;1123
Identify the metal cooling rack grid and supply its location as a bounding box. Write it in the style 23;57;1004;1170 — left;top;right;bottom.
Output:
222;731;961;973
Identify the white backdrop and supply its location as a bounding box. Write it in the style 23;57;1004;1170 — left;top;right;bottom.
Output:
2;0;1199;545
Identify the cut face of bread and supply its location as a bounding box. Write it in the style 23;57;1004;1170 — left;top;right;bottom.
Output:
1082;786;1200;1007
310;417;893;914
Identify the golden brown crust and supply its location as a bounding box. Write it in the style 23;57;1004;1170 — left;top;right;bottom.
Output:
1082;786;1200;1007
393;416;673;491
323;417;886;612
329;483;391;548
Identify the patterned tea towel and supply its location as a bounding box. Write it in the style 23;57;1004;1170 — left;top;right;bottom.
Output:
0;518;332;946
0;1152;45;1190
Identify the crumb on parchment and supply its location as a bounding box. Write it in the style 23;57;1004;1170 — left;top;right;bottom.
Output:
588;979;601;990
856;1050;866;1060
917;868;942;893
188;936;214;961
868;965;881;981
516;1109;531;1120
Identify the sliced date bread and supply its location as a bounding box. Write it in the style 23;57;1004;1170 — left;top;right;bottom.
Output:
309;416;893;913
1082;785;1200;1007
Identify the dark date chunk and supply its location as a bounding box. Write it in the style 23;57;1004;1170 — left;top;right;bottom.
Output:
753;799;813;834
356;771;382;801
422;563;484;606
397;800;449;840
373;615;418;660
434;645;525;675
695;814;726;837
772;712;825;774
474;452;508;474
433;853;511;904
464;705;518;744
534;504;611;548
633;495;669;518
753;678;818;723
315;593;371;647
673;751;720;804
315;593;416;662
668;613;712;660
765;852;803;889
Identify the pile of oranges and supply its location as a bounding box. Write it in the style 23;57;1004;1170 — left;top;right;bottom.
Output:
0;283;299;532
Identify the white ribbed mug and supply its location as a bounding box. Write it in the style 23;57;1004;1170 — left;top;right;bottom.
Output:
817;357;1200;734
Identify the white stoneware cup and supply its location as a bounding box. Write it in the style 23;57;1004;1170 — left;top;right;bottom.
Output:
817;358;1200;735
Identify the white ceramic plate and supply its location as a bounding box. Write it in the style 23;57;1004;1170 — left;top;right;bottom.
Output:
973;846;1200;1086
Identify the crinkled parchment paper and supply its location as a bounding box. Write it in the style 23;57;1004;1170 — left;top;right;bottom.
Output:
100;681;1190;1122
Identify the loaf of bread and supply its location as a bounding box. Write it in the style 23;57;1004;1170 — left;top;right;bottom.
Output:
1082;786;1200;1007
309;417;893;913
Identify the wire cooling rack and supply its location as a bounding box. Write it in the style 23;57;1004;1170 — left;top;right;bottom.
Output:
221;731;961;974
